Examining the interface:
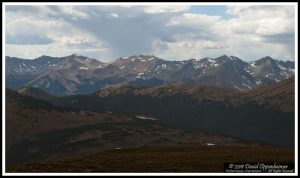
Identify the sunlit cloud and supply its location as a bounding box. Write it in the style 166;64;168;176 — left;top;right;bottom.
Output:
5;4;295;61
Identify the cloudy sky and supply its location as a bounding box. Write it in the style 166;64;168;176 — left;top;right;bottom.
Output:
5;4;296;62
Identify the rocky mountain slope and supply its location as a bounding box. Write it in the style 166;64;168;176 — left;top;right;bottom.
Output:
6;54;294;96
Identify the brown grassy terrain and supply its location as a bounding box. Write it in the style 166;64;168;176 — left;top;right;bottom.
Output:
6;89;250;167
5;77;295;173
46;78;294;147
245;77;295;112
7;145;294;173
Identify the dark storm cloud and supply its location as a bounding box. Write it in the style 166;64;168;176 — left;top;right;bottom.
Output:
59;6;187;58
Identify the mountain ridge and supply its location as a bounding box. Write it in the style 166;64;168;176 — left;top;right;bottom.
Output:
14;77;295;147
6;54;295;96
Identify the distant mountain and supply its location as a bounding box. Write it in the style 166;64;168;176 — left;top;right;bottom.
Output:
5;54;294;96
6;54;105;96
23;78;295;147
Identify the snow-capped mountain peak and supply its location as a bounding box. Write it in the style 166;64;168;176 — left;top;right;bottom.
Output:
5;54;295;96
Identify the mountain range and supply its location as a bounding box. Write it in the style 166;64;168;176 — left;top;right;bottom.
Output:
5;53;296;171
6;54;295;96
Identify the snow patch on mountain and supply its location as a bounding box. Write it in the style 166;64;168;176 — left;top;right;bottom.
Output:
289;69;295;72
136;115;157;121
193;61;201;69
79;67;89;70
255;80;262;85
137;72;144;79
208;58;216;64
242;83;252;89
234;85;244;91
119;66;125;70
250;62;256;67
281;71;289;78
245;69;255;76
206;143;215;146
265;73;271;77
278;64;287;70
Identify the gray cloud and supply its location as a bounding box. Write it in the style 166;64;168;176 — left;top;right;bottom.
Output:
261;33;295;44
5;5;42;13
6;33;53;45
5;5;296;61
60;8;184;58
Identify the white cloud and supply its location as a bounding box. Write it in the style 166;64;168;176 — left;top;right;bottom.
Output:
6;14;101;47
151;39;230;60
58;6;89;20
5;7;109;59
108;13;119;18
227;5;294;19
144;5;190;14
161;5;295;60
4;5;295;61
167;13;221;28
176;40;228;49
5;42;111;60
226;5;294;36
221;5;295;60
58;35;104;47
